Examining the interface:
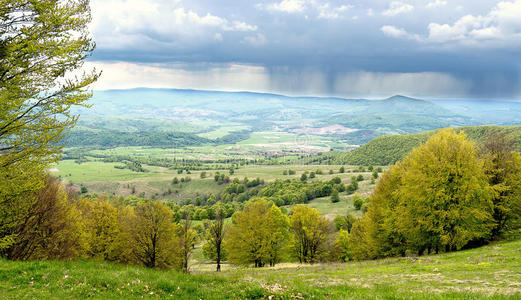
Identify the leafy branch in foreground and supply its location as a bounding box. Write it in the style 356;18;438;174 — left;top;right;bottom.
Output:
0;0;99;252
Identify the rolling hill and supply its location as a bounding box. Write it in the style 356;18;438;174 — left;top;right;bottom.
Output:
69;89;499;147
331;126;521;166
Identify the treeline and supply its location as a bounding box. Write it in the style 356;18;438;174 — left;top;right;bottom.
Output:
63;129;211;147
0;176;349;271
212;130;251;144
169;175;355;221
63;128;252;148
63;150;266;172
224;199;347;267
2;177;195;271
114;161;148;172
348;129;521;259
258;178;346;206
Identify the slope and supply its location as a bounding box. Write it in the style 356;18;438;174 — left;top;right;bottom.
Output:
1;239;520;299
333;126;521;166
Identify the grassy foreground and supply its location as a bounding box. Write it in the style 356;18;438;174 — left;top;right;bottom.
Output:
2;239;521;299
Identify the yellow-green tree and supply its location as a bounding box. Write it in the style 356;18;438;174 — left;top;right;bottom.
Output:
0;0;99;250
126;201;181;269
76;198;120;260
179;214;197;273
349;164;406;260
290;205;330;263
202;208;226;271
335;229;350;262
226;198;289;267
396;129;494;254
3;176;87;260
481;132;521;237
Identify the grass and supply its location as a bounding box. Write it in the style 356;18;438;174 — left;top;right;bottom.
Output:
304;194;364;219
197;125;250;139
51;160;166;182
0;259;264;299
216;238;521;299
2;239;521;299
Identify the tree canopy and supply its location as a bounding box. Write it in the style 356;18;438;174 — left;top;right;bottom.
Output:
226;198;289;267
0;0;99;250
351;129;496;258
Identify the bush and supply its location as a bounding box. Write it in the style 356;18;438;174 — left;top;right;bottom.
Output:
300;173;308;182
331;189;340;203
353;193;364;210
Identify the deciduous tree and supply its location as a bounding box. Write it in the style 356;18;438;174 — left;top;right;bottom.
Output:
226;198;289;267
481;132;521;237
396;129;494;254
203;208;226;271
126;201;181;269
3;176;87;260
0;0;99;250
290;205;330;263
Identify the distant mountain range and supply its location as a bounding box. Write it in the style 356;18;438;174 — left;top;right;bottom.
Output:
71;88;521;147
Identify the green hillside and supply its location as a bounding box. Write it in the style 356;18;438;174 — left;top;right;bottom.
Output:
2;238;520;299
333;126;521;166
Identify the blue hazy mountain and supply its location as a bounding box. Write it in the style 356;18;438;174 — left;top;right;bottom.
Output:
72;88;521;145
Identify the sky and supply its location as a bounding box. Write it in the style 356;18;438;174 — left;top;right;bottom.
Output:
86;0;521;99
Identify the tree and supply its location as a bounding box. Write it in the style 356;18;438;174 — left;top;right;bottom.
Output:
226;198;289;267
290;205;330;263
339;166;345;173
203;208;226;271
330;189;340;203
480;132;521;237
396;129;494;254
349;164;406;260
334;213;357;232
127;201;181;269
0;0;99;250
179;214;197;273
77;198;119;260
335;229;350;262
3;176;87;260
352;129;496;259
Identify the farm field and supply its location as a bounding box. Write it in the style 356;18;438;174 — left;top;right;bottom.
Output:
197;125;251;139
2;238;520;299
52;161;380;208
76;130;340;161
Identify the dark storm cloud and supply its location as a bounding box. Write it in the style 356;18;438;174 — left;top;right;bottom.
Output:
88;0;521;98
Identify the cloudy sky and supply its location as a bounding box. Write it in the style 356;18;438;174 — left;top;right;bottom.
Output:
87;0;521;99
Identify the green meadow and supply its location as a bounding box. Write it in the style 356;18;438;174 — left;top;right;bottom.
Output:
2;238;520;299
